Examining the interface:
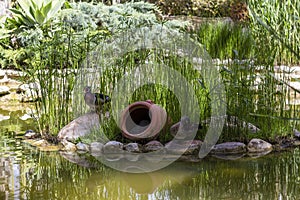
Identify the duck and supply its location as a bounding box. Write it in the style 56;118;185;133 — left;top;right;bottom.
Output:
84;86;110;113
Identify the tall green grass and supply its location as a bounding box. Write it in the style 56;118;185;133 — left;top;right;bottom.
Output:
192;19;299;142
247;0;300;65
76;47;210;143
23;27;91;134
193;21;254;60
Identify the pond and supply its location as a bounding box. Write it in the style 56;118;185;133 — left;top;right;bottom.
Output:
0;131;300;200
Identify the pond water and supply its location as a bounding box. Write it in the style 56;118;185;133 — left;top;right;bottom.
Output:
0;132;299;200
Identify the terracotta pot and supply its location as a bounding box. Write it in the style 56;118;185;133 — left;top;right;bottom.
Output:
120;100;167;141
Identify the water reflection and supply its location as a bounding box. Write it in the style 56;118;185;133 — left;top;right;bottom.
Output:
0;103;36;133
0;133;300;199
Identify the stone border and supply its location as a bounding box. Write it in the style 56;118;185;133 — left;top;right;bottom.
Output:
23;129;300;163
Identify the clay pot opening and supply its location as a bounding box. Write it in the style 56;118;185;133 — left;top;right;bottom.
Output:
125;106;151;134
121;100;167;141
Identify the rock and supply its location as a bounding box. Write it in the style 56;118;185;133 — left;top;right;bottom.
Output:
293;140;300;147
19;82;41;102
143;140;164;152
18;82;39;92
40;146;61;151
24;130;40;139
0;72;22;91
165;140;202;155
32;139;49;147
294;129;300;138
247;138;273;153
57;112;100;141
23;138;49;146
19;114;32;120
61;139;77;151
0;86;9;96
23;138;61;151
211;142;247;154
124;143;142;153
0;69;25;79
76;142;90;152
0;114;10;122
102;141;124;154
90;142;104;154
273;144;292;151
170;116;199;139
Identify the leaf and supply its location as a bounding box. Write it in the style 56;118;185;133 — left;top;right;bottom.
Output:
47;0;65;19
42;1;52;17
0;29;13;39
9;8;25;16
30;0;38;10
23;17;36;27
29;6;36;20
16;0;31;17
34;9;45;24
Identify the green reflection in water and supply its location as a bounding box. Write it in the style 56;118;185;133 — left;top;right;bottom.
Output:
0;103;36;134
0;133;299;200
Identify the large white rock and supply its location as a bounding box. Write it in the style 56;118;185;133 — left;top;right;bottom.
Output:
58;112;100;141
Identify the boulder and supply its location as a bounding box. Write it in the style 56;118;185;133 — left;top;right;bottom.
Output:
18;82;41;102
143;140;164;152
102;141;124;154
247;138;273;153
57;112;100;141
76;142;90;152
23;139;61;151
124;143;142;153
90;142;104;154
0;79;22;91
293;140;300;147
294;129;300;139
61;139;77;152
0;114;10;122
211;142;247;154
0;86;9;96
165;140;202;155
24;139;49;147
24;130;40;139
169;116;199;140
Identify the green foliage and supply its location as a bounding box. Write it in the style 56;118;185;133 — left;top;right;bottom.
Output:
193;21;254;59
16;1;190;135
192;19;298;141
23;28;83;134
0;47;29;69
66;2;160;32
247;0;300;64
7;0;65;29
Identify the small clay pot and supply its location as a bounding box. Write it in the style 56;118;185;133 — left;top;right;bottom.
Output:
120;100;167;141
